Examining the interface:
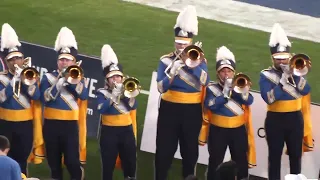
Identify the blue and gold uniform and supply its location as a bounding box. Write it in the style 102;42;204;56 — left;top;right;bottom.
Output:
97;44;138;180
155;5;210;180
199;46;256;180
259;23;313;180
40;27;88;180
0;23;44;176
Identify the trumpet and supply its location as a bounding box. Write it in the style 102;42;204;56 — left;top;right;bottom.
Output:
114;76;141;104
232;73;251;94
47;60;84;100
64;61;84;85
164;44;205;79
123;76;141;98
223;73;251;99
281;53;311;87
13;57;40;98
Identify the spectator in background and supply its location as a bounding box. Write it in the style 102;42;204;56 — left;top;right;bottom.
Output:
0;135;22;180
215;161;238;180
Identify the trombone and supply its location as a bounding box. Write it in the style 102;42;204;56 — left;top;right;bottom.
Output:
164;44;204;79
281;53;311;87
224;73;252;99
13;57;40;98
114;76;141;104
47;60;84;100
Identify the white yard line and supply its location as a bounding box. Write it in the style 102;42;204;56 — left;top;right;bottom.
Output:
123;0;320;43
124;0;320;95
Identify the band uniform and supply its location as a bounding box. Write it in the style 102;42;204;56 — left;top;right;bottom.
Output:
39;27;88;180
96;44;138;180
259;23;313;180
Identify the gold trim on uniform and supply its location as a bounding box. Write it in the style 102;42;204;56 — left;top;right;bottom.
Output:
44;107;79;120
161;90;202;104
209;113;245;128
267;98;302;112
0;108;33;121
101;114;132;126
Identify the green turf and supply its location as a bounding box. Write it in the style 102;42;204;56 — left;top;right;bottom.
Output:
1;0;319;179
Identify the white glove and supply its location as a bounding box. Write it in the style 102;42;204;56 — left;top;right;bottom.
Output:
14;64;23;78
112;82;123;97
280;72;290;86
280;64;292;74
194;41;203;48
56;77;67;91
169;60;185;77
222;78;233;98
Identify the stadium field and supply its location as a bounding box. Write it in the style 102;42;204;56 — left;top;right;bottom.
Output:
1;0;319;179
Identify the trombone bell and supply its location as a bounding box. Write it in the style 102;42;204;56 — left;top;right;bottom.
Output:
123;77;141;98
183;45;204;68
232;73;251;94
290;53;311;76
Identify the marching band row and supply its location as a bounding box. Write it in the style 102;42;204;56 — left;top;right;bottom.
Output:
0;4;313;180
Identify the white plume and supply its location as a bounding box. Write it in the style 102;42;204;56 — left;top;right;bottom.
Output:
54;27;78;51
0;23;21;51
216;46;235;62
269;23;291;47
101;44;119;69
174;5;198;35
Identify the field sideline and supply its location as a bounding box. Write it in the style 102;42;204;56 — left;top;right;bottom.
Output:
0;0;319;179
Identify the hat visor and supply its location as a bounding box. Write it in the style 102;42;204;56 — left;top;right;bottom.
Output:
58;54;75;61
175;37;192;45
273;53;290;60
106;70;123;79
6;52;23;60
175;39;191;44
217;64;235;72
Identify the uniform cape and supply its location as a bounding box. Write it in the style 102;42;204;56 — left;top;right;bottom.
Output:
199;105;257;167
284;93;314;155
26;82;45;164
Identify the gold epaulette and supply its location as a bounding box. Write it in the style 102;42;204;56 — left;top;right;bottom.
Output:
260;67;272;72
0;70;8;75
160;52;174;60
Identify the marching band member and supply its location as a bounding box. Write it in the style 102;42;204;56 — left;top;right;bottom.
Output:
259;23;313;180
96;44;138;180
0;23;44;176
40;27;88;180
199;46;256;180
155;5;210;180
